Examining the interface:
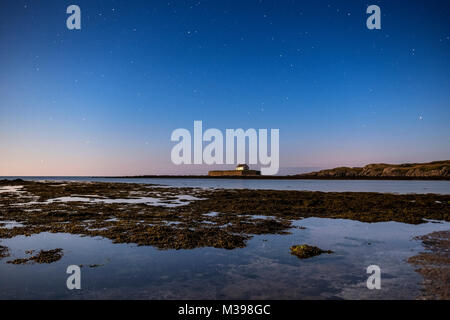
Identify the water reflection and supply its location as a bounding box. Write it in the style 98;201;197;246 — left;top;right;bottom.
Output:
0;218;448;299
2;177;450;194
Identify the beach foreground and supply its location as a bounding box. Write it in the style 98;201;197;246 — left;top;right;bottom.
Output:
0;179;449;299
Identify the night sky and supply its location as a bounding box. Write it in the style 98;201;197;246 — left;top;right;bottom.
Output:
1;0;449;175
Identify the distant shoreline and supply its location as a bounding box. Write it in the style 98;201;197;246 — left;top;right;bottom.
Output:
102;160;450;180
97;175;450;181
2;161;449;181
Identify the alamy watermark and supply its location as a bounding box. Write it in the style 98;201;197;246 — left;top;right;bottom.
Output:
170;121;279;175
366;5;381;30
65;5;380;31
66;265;81;290
66;5;81;30
366;265;381;290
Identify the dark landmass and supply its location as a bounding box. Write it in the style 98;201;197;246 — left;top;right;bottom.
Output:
296;160;450;179
408;230;450;300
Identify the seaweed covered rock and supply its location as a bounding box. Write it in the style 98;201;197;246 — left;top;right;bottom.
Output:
0;245;10;259
290;244;333;259
7;248;63;264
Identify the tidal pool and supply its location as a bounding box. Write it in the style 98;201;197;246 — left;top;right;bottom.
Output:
0;218;448;299
2;177;450;194
13;194;203;208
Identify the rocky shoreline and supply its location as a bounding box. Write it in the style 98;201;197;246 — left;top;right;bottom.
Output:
0;179;449;299
0;179;449;248
408;230;450;300
296;160;450;179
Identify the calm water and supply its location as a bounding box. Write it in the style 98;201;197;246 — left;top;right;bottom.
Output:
2;176;450;194
0;218;449;299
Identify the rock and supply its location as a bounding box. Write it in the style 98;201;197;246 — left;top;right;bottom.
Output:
290;244;333;259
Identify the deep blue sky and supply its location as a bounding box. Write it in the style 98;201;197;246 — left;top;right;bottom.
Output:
0;0;449;175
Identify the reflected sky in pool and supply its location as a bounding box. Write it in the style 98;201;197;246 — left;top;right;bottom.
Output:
0;218;448;299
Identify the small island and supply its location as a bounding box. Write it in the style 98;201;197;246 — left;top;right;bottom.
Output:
208;164;261;177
